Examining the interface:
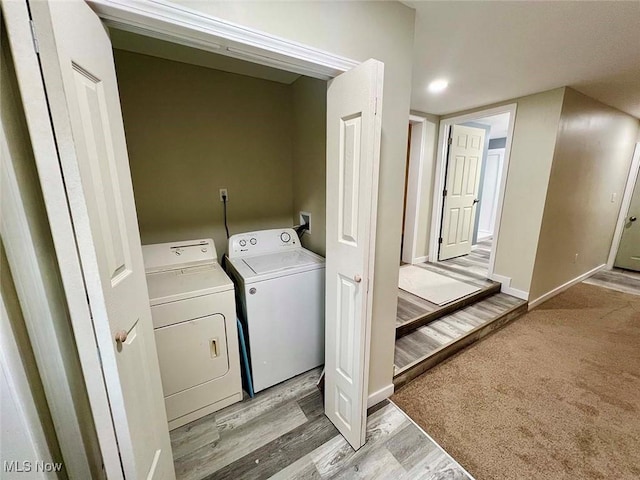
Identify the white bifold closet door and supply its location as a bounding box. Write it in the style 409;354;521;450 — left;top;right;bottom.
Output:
325;58;384;451
27;0;175;477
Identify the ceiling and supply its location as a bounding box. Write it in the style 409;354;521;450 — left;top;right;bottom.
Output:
110;29;301;85
471;113;511;140
406;1;640;118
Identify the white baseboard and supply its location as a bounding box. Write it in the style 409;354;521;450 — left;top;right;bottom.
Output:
528;264;607;310
490;273;529;300
411;255;428;264
368;383;394;408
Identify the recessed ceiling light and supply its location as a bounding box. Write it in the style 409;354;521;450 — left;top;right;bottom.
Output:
428;79;448;93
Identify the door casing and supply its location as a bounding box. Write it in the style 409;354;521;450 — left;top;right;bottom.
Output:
9;0;380;474
429;104;517;282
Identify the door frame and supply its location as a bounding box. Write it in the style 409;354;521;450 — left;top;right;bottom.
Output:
402;115;428;264
607;142;640;268
428;103;517;281
10;0;377;474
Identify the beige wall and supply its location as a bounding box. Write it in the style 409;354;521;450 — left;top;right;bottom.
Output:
442;88;566;295
170;0;416;395
291;76;327;256
409;111;439;260
114;50;296;258
530;88;640;301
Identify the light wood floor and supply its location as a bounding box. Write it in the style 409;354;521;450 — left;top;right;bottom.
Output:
583;267;640;296
396;258;497;331
394;293;526;374
170;369;472;480
439;238;492;278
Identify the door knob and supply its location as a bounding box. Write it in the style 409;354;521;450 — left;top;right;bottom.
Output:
630;216;637;222
354;275;362;283
473;199;479;205
115;330;128;343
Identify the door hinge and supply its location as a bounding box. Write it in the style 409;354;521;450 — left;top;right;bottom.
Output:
29;20;40;54
438;237;443;244
374;96;379;116
443;189;447;197
447;137;453;145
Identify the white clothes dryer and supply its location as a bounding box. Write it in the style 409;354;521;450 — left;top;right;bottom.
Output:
142;239;241;429
225;229;325;393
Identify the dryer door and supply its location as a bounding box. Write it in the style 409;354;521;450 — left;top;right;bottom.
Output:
154;314;229;396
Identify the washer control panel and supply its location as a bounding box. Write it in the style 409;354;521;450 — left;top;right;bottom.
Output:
229;228;300;258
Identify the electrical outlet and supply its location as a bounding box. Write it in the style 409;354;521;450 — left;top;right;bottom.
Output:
219;188;228;202
300;211;311;234
611;192;617;203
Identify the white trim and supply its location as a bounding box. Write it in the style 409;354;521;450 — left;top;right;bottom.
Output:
367;383;394;408
528;264;607;309
413;255;429;264
607;142;640;268
429;104;517;280
388;400;477;480
402;115;428;264
2;2;120;477
489;273;529;300
87;0;359;79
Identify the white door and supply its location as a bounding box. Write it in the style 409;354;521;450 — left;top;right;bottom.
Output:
439;125;486;261
325;59;383;450
615;170;640;271
477;148;504;240
28;1;174;477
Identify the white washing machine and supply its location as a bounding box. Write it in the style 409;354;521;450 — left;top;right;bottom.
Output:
226;228;325;393
142;239;242;430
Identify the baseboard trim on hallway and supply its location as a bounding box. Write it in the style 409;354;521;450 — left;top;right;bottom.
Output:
411;255;429;264
528;264;607;310
490;273;529;300
368;383;394;408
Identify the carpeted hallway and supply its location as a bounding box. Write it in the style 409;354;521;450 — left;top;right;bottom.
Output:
392;283;640;480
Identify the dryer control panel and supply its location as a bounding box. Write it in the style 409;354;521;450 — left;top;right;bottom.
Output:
229;228;300;258
142;239;217;273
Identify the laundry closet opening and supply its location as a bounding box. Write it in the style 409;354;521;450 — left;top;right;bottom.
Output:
112;28;329;439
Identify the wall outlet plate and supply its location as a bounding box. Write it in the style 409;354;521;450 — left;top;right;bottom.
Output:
219;188;228;202
299;211;311;233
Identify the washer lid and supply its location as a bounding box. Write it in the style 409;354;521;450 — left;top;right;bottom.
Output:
146;263;234;306
242;250;323;275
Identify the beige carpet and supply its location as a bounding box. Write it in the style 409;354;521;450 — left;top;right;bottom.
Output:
392;283;640;480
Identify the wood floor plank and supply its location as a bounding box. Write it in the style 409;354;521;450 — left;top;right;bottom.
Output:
266;454;322;480
330;445;405;480
174;400;308;480
394;292;528;371
214;368;320;434
385;422;435;471
208;412;338;480
400;446;471;480
396;245;501;335
170;411;220;462
310;403;408;478
583;267;640;296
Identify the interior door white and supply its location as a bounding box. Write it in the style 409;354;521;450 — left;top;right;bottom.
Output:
325;58;383;450
29;0;174;477
615;170;640;271
439;125;486;261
